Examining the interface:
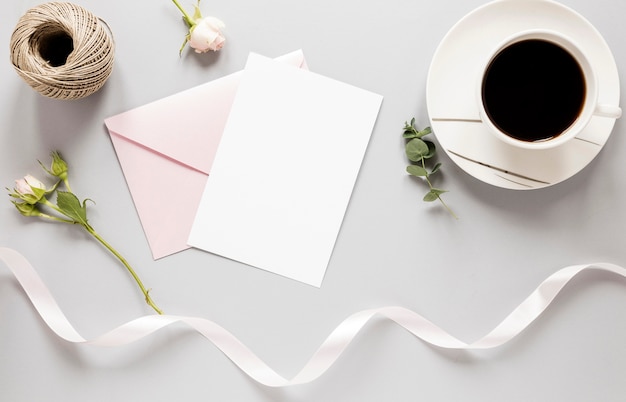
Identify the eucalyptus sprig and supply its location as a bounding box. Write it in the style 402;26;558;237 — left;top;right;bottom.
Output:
403;118;457;219
7;152;163;314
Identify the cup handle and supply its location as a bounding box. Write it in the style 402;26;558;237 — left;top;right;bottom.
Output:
595;103;622;119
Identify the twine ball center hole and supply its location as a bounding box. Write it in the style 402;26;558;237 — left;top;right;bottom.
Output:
31;25;74;67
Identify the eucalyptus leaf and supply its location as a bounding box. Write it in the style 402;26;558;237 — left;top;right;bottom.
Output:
423;191;439;202
418;127;432;137
406;165;428;177
422;140;437;159
423;188;447;202
405;138;430;162
431;162;442;175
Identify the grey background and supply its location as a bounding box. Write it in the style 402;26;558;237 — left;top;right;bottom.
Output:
1;0;626;400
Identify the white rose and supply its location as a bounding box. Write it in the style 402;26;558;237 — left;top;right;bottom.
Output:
17;175;46;195
13;174;47;204
189;16;226;53
15;177;35;196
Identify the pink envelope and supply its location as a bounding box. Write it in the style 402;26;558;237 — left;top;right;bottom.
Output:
104;50;308;259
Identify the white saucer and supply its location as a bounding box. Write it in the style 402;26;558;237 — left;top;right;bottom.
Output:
426;0;620;190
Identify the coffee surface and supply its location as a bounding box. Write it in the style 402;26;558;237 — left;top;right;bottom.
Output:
482;39;585;142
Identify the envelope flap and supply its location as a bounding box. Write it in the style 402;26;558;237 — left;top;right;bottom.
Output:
105;74;239;175
104;50;307;175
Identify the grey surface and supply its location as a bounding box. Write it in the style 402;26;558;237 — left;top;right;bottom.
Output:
1;0;626;400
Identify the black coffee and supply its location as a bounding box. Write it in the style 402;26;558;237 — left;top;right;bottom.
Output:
481;39;585;142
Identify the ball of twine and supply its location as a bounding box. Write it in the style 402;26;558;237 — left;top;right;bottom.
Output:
9;2;115;100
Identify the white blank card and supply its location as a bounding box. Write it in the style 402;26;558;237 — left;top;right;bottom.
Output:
188;53;383;287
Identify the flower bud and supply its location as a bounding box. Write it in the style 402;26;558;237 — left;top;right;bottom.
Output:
12;201;42;217
12;175;47;204
49;151;69;180
189;17;226;53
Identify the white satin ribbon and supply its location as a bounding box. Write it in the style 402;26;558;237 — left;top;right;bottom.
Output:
1;246;624;387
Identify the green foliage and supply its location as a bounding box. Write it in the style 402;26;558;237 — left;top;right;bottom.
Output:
406;165;428;177
423;188;447;202
56;191;91;227
7;151;163;314
403;118;457;218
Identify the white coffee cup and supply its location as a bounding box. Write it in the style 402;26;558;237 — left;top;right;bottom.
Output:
477;29;621;150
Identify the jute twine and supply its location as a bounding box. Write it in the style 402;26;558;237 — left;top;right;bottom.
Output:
9;2;115;100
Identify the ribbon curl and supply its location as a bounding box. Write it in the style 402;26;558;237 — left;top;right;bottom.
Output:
1;246;624;387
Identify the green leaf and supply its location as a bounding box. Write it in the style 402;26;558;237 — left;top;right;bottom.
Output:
412;126;432;139
406;165;428;177
56;191;89;225
430;162;442;175
405;138;430;162
423;188;448;202
402;121;418;138
418;127;432;136
403;122;431;139
422;140;437;159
